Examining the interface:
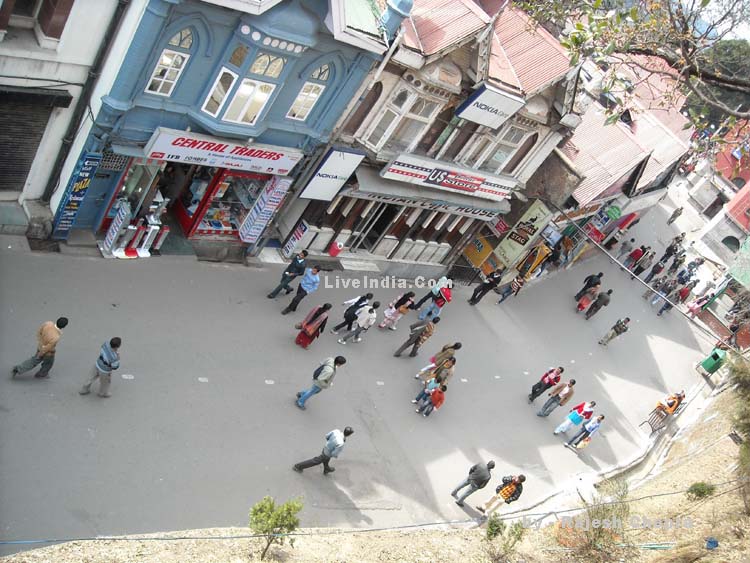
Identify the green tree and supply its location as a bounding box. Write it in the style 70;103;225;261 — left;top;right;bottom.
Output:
249;496;303;560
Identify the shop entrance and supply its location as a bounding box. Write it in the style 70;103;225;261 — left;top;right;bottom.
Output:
357;203;401;251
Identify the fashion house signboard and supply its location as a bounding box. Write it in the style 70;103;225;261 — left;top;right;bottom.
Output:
144;127;303;176
455;84;525;130
381;154;515;202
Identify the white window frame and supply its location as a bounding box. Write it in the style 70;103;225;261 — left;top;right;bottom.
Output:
362;86;443;152
286;82;326;121
223;78;276;126
460;123;531;174
201;67;239;117
145;49;191;98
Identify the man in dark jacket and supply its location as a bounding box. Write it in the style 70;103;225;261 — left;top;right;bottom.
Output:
268;250;308;298
476;474;525;514
599;317;630;346
575;273;603;301
331;293;373;333
469;269;503;305
450;460;495;507
394;317;440;357
584;289;612;320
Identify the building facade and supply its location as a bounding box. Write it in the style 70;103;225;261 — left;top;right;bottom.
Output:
49;0;387;255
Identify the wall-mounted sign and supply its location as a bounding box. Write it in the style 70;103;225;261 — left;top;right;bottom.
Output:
299;148;365;201
495;199;552;268
455;84;525;130
381;154;514;202
550;202;603;225
282;219;310;258
338;187;501;220
239;176;291;244
145;127;303;176
489;217;511;236
52;152;102;240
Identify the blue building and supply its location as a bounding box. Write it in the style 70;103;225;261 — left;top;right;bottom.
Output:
52;0;391;252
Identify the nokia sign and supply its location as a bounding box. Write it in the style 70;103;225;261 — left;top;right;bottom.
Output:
456;85;525;130
300;148;366;201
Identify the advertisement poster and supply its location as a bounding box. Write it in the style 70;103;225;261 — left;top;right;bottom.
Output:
299;148;365;201
239;177;292;244
282;220;310;258
52;152;102;240
495;200;552;269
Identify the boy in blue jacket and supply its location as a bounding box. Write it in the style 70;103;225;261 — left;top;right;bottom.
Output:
80;337;122;398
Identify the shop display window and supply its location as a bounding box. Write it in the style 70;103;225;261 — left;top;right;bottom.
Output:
181;167;217;218
195;172;266;235
119;163;162;216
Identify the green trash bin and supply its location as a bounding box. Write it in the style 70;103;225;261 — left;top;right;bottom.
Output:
700;348;726;374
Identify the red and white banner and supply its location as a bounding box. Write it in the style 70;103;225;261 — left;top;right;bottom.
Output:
381;154;514;202
145;127;303;176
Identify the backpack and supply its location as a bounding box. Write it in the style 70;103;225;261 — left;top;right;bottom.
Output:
313;363;327;379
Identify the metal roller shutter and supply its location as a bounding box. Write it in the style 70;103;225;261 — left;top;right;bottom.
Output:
0;101;53;191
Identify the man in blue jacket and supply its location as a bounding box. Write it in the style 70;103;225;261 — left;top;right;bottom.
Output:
268;250;308;298
80;337;122;398
293;427;354;475
282;265;321;315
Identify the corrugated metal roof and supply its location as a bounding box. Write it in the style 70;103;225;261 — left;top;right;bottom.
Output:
489;7;570;94
406;0;489;55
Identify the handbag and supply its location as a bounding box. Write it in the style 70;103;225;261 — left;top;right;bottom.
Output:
398;304;410;314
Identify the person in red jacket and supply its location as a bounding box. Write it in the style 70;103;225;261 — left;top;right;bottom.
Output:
624;246;645;269
416;384;446;417
528;366;564;403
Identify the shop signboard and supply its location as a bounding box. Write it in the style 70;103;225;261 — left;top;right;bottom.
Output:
489;217;511;236
299;148;365;201
145;128;303;176
381;154;514;202
550;202;603;225
455;84;525;130
494;200;552;269
102;200;132;254
606;205;622;220
239;177;292;244
52;152;102;240
282;220;310;258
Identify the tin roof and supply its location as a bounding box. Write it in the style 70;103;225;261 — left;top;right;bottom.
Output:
402;0;489;55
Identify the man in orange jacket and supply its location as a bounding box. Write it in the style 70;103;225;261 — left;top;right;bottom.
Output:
12;317;68;379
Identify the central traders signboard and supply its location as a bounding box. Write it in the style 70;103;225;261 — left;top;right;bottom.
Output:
381;154;514;202
494;199;552;269
455;84;525;130
299;147;365;201
145;127;303;176
52;152;102;240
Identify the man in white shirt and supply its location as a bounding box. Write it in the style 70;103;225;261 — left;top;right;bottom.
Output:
293;427;354;475
338;303;380;345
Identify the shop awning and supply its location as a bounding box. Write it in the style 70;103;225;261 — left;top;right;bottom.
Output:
353;166;511;218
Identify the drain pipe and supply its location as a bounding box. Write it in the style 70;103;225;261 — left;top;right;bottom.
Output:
41;0;131;203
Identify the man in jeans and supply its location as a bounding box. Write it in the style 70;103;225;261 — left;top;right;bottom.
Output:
476;474;525;515
268;250;308;298
295;356;346;410
282;265;321;315
537;379;576;417
80;337;122;398
337;303;380;344
528;366;564;402
451;460;495;507
12;317;68;379
293;427;354;475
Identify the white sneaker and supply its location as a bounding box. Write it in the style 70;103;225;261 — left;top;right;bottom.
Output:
388;326;397;331
353;337;363;343
330;328;338;334
337;338;346;345
411;400;418;404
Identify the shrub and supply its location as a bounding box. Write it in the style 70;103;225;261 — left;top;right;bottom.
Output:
686;482;716;500
249;496;303;560
484;514;525;562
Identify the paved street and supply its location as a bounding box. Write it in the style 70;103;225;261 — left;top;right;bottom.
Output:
0;204;714;554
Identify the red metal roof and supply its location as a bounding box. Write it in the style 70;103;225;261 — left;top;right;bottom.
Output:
404;0;489;55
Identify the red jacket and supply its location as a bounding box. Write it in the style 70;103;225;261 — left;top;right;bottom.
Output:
570;402;594;420
541;369;561;386
429;388;445;409
628;248;644;261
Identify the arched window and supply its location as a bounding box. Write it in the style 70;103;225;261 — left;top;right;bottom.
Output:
722;236;740;253
286;63;332;121
343;82;382;135
146;28;194;97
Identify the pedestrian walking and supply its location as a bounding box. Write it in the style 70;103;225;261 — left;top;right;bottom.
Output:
338;303;380;344
667;206;683;225
643;276;668;300
394;317;440;357
294;303;332;349
728;319;741;347
417;356;456;385
566;415;605;449
584;289;612;320
415;384;446;417
281;266;321;315
469;269;503;305
575;272;603;301
678;280;698;303
616;238;636;260
293;427;353;475
659;241;679;265
576;284;600;312
687;293;713;318
415;342;462;379
379;292;415;330
632;251;656;278
412;374;444;406
11;317;68;379
528;366;564;402
268;250;308;298
554;401;595;434
497;275;525;304
79;337;122;397
537;379;576;417
476;475;525;515
331;293;373;334
643;260;665;284
413;275;451;310
667;253;686;276
599;317;630;346
450;460;495;507
418;286;452;320
295;356;346;410
623;246;644;269
657;286;680;316
651;279;677;307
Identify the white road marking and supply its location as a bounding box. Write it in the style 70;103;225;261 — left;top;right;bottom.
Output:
121;374;134;380
523;371;529;375
570;360;576;364
376;381;385;386
265;379;275;385
198;377;209;383
494;375;501;379
460;378;468;383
